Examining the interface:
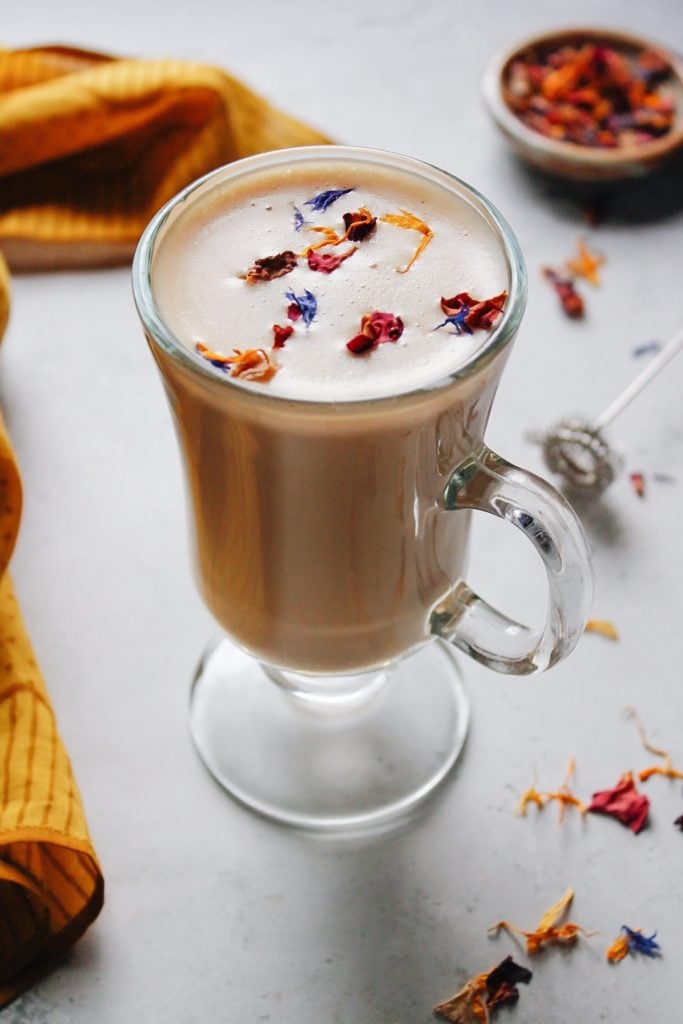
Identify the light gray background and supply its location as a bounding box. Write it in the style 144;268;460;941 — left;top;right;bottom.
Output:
1;1;682;1020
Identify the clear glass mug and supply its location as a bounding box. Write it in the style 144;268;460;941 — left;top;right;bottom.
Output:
133;146;593;830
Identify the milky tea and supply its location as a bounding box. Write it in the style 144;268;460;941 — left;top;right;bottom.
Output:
146;150;516;674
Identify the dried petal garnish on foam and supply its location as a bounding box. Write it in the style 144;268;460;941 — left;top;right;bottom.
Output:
303;187;355;212
489;888;591;955
304;225;346;252
606;926;661;963
625;707;683;782
346;311;404;355
285;289;317;326
194;341;234;369
272;324;294;349
437;291;507;334
433;956;532;1023
587;772;650;833
380;209;434;272
226;348;278;382
306;246;357;274
195;342;277;382
342;208;377;242
292;206;309;232
304;209;376;252
245;250;298;283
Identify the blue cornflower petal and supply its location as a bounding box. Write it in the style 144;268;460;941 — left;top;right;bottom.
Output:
623;927;661;957
285;288;318;327
304;188;355;213
434;309;473;335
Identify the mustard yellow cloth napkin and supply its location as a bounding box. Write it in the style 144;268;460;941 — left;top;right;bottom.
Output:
0;252;104;1006
0;44;330;269
0;43;330;1005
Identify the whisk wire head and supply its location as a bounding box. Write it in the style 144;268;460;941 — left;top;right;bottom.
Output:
540;417;622;494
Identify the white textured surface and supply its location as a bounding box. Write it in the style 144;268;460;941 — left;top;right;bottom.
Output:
1;1;682;1021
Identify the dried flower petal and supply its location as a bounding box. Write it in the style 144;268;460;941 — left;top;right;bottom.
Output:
639;763;683;782
304;225;345;252
587;772;650;833
465;292;507;330
566;240;604;286
195;343;278;382
632;340;662;357
380;209;434;272
606;932;631;963
629;471;645;497
272;324;294;349
434;957;532;1023
306;246;357;274
585;619;619;640
440;292;474;317
228;348;278;382
489;887;590;955
195;341;234;370
433;969;488;1023
543;268;584;317
516;760;586;821
437;292;507;334
435;311;473;335
285;289;317;327
607;926;661;961
543;758;587;820
625;707;683;782
485;956;532;1010
502;41;676;148
245;250;298;283
536;888;575;933
304;187;355;213
346;333;375;355
293;206;308;232
362;311;404;344
342;207;377;242
346;311;404;355
516;783;545;815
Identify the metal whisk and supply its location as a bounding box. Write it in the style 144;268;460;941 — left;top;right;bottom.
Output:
534;326;683;495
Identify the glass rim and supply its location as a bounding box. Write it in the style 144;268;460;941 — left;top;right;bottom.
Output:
132;144;528;405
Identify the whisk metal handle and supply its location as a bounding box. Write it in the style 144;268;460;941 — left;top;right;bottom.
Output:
595;327;683;430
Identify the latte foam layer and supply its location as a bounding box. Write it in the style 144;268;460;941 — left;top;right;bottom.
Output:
152;156;509;401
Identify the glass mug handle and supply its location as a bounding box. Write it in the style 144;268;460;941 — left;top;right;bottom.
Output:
431;444;594;675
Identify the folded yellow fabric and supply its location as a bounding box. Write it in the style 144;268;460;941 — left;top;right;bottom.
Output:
0;44;330;1005
0;44;330;269
0;252;104;1006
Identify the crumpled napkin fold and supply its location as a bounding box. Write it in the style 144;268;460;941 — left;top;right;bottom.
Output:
0;42;330;1005
0;44;329;269
0;251;104;1005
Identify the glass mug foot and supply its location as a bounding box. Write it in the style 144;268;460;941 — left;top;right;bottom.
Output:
189;638;470;831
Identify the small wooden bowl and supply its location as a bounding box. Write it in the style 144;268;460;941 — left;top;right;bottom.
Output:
483;27;683;182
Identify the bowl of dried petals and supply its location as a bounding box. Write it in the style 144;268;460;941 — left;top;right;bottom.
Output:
483;27;683;181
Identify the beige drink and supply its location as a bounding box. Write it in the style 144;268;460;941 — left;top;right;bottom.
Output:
146;150;514;674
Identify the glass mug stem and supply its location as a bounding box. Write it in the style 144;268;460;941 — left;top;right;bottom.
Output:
433;444;593;674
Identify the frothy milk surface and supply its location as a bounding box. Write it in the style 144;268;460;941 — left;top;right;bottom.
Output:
152;157;509;401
